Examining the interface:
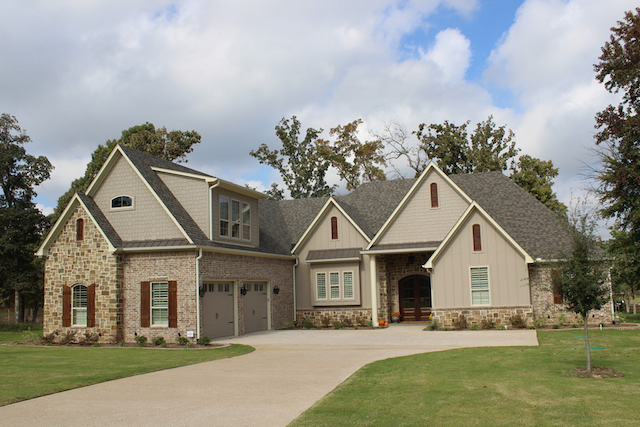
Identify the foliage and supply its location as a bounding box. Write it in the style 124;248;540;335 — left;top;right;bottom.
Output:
302;318;316;329
134;335;148;347
196;336;211;346
607;228;640;313
511;155;567;215
0;322;39;332
177;336;190;346
59;330;77;345
52;122;201;221
0;113;52;320
470;324;480;330
342;317;353;328
316;119;386;190
250;116;334;199
452;314;468;330
426;319;439;330
377;121;428;178
41;331;57;345
79;332;100;346
533;316;546;329
151;336;166;347
320;316;331;328
509;314;528;329
332;321;345;330
481;317;497;330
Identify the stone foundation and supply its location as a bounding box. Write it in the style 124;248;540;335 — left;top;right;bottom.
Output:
430;307;534;328
296;308;373;327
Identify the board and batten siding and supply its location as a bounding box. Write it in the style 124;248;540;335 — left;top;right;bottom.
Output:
158;172;210;238
430;210;530;308
295;204;372;310
92;155;184;241
376;170;469;245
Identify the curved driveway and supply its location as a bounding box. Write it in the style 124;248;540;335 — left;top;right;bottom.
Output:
0;325;537;426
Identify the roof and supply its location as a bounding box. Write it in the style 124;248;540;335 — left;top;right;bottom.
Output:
306;248;361;263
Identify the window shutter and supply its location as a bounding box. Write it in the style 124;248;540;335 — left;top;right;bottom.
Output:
62;285;71;327
331;216;338;240
168;281;178;328
87;284;96;327
140;281;150;327
430;183;438;208
472;224;481;251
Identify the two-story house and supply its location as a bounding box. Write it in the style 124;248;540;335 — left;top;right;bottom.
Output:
37;144;613;343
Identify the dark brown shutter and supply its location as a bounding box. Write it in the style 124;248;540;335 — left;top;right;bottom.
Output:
168;281;178;328
430;183;439;208
62;285;71;327
140;281;150;327
331;216;338;240
472;224;481;252
76;218;84;241
87;284;96;327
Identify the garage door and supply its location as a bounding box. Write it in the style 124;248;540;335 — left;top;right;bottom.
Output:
244;282;268;334
202;282;234;339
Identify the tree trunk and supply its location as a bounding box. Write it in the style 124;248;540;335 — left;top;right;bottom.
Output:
14;289;24;323
31;306;39;323
584;316;591;372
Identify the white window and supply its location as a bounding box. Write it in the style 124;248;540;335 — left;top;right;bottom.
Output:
330;272;340;299
72;285;87;326
151;282;169;326
111;195;133;209
220;197;250;240
317;273;327;299
471;267;490;305
343;272;354;299
220;196;229;237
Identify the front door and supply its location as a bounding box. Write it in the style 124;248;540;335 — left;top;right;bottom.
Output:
399;275;431;321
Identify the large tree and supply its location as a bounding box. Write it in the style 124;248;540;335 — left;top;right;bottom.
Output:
0;113;53;322
511;155;567;215
53;123;201;221
607;229;640;314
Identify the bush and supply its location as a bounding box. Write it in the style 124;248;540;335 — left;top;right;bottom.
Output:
510;314;527;329
0;322;39;332
356;317;368;327
59;330;77;345
151;336;166;347
302;318;316;329
556;313;567;326
42;331;57;344
135;335;148;347
177;336;190;346
470;324;480;330
495;324;506;330
533;316;546;329
481;318;496;330
79;332;100;346
332;321;344;330
197;336;211;346
366;320;374;328
343;317;353;328
320;316;331;328
425;319;439;331
452;315;468;330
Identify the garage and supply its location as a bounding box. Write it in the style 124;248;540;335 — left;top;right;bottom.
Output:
243;282;268;334
201;282;235;339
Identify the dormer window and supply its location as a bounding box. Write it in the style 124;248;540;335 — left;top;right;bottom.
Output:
111;195;133;209
331;216;338;240
472;224;482;251
220;196;250;240
430;183;439;208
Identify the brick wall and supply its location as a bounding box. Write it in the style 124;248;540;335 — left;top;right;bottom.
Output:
43;205;123;343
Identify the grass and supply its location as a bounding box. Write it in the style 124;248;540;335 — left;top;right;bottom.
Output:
617;311;640;324
0;326;253;406
292;330;640;426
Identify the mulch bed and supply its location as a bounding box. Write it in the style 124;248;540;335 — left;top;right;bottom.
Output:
567;366;625;378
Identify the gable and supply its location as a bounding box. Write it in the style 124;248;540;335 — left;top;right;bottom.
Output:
92;155;184;242
295;203;369;254
372;168;470;246
157;171;210;238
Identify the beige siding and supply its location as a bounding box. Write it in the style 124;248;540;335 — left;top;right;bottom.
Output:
295;205;371;310
158;172;210;237
93;156;184;241
377;170;469;245
431;210;530;308
211;188;259;246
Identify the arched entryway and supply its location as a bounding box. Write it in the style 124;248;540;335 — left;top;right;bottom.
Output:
398;275;431;321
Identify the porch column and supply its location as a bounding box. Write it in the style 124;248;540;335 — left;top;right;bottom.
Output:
369;255;378;326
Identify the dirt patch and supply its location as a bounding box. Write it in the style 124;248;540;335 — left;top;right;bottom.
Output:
567;366;625;378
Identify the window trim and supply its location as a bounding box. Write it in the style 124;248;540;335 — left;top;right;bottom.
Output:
150;281;169;327
71;284;88;327
472;223;482;252
470;266;490;306
314;269;357;303
110;195;134;210
430;182;439;208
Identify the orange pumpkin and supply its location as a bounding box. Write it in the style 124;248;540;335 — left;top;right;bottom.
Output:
379;320;385;326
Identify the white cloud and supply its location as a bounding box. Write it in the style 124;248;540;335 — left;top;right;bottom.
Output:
422;28;471;81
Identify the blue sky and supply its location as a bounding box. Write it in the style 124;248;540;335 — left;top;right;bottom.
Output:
0;0;636;237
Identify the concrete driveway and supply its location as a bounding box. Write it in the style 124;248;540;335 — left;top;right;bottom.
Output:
0;325;537;426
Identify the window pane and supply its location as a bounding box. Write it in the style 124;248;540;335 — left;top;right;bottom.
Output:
152;282;168;308
220;220;228;236
122;196;132;207
242;224;250;240
152;308;168;326
73;285;87;308
343;272;353;299
470;267;489;305
112;197;122;208
242;203;250;224
330;273;340;299
232;223;240;238
73;308;87;326
317;273;326;299
220;197;229;220
232;200;240;221
472;290;490;305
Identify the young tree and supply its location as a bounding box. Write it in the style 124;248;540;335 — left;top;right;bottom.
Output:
553;202;610;372
0;113;53;322
52;123;201;222
251;116;334;199
511;155;567;215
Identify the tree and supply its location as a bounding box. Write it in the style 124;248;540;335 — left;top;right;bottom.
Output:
593;8;640;237
607;229;640;314
511;155;567;215
377;121;428;178
553;201;610;372
317;119;386;191
251;116;334;199
0;113;53;322
53;123;201;221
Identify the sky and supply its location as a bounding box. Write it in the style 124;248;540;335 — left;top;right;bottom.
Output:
1;0;636;237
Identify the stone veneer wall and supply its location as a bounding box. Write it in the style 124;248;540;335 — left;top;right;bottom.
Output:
122;251;198;343
431;307;534;328
296;308;373;327
43;205;123;343
529;264;613;326
199;252;294;335
378;252;432;322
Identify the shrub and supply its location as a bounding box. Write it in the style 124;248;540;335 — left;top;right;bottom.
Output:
197;336;211;346
119;341;127;347
302;318;316;329
356;317;368;327
343;317;353;327
575;314;585;325
283;320;296;329
366;320;374;328
177;336;190;346
495;324;506;330
470;324;480;330
42;331;57;344
481;318;496;330
0;322;39;332
533;315;546;329
426;319;440;330
332;321;345;329
556;313;567;326
452;315;468;330
79;332;100;346
510;314;527;329
151;336;166;347
59;330;77;345
135;335;148;347
321;316;331;328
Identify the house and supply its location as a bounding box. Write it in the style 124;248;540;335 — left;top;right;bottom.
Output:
37;144;613;343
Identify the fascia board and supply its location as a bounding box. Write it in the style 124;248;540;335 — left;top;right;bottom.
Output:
150;166;213;181
215;179;269;199
36;194;81;256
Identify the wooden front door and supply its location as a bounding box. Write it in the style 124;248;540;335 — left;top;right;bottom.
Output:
399;275;431;321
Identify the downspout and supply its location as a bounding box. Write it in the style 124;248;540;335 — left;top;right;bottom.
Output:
196;248;203;340
293;255;298;323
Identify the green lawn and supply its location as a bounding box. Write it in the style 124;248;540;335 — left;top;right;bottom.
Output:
292;330;640;426
0;327;253;406
617;311;640;324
